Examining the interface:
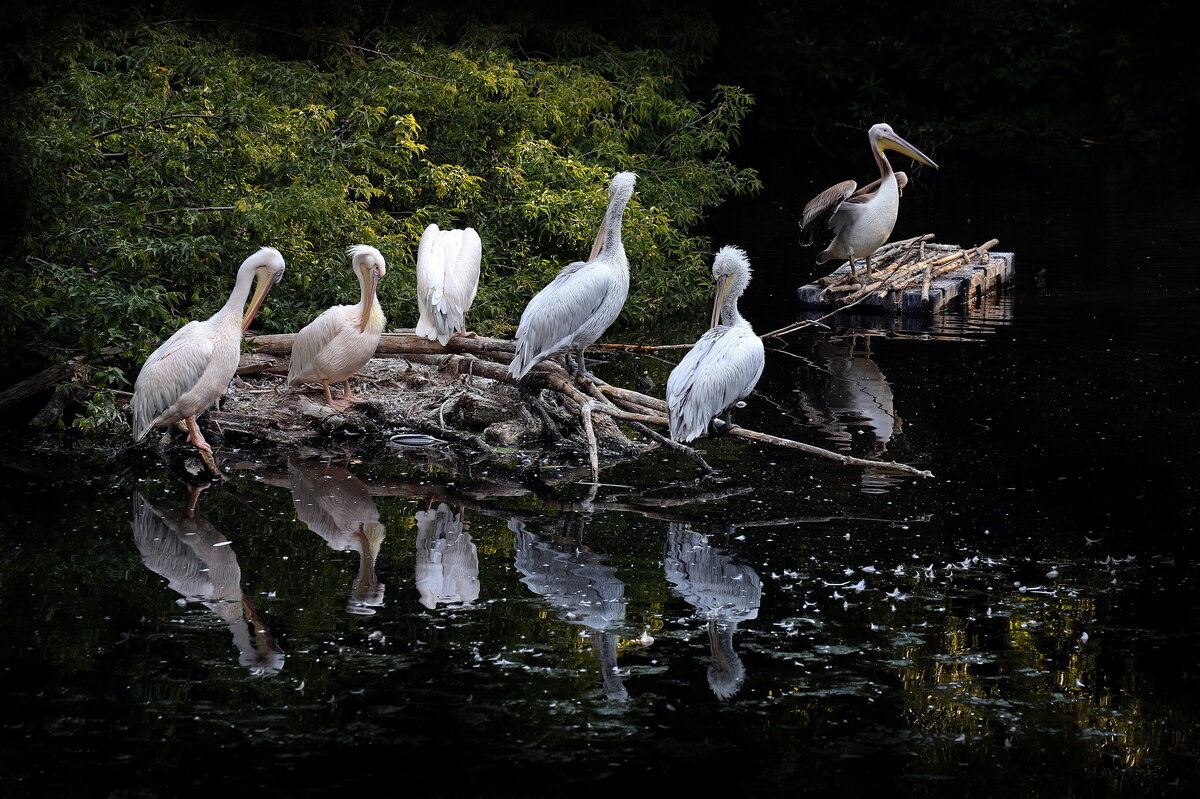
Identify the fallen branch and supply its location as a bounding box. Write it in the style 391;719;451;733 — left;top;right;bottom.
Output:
727;427;933;478
243;332;934;479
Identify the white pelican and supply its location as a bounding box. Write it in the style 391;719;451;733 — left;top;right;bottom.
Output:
132;247;286;453
509;171;637;381
664;523;761;699
288;244;387;411
414;503;480;609
666;246;765;442
799;123;937;280
415;224;482;345
132;490;285;675
287;454;386;615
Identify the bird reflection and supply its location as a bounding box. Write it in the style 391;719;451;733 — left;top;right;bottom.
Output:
287;454;386;615
131;489;284;676
797;337;899;452
414;503;480;609
510;515;629;701
664;522;761;700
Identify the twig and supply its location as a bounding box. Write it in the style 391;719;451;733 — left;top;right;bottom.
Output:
92;113;223;139
580;399;599;482
626;421;714;474
726;427;933;478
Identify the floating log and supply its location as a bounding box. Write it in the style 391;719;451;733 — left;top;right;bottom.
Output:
797;237;1013;314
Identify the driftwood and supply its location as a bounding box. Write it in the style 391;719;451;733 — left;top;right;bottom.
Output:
0;346;121;414
764;238;1000;340
234;332;932;480
3;330;933;481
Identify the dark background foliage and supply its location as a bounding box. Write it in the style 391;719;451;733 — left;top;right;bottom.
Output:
0;0;1191;432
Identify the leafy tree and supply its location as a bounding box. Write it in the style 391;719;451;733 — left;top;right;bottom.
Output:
0;12;758;429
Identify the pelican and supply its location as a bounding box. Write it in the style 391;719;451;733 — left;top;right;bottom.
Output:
666;246;765;442
288;244;387;411
287;454;387;615
663;523;761;700
415;224;482;345
415;503;480;609
132;490;285;675
132;247;286;453
799;123;937;281
509;171;637;381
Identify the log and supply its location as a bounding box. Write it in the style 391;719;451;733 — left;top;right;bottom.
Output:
244;331;933;479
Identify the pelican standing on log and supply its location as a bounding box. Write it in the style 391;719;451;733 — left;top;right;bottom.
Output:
667;246;765;442
415;224;482;346
132;247;286;453
799;123;937;281
288;244;387;411
509;171;637;381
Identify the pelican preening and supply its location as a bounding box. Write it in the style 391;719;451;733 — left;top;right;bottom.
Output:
132;247;286;453
415;224;482;346
667;246;765;443
799;123;937;281
509;171;637;381
287;455;387;615
132;489;285;675
288;244;387;411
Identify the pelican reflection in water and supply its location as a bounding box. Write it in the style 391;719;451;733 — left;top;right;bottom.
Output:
797;337;899;453
664;522;761;700
510;515;629;701
131;489;284;676
415;503;479;609
287;454;386;615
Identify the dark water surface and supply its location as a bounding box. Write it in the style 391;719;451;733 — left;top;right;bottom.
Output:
3;139;1199;797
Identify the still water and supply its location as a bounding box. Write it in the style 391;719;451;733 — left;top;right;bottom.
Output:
3;139;1199;796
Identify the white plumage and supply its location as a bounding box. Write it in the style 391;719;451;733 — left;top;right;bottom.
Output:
132;246;286;452
414;503;480;609
288;244;387;410
509;171;637;381
667;246;765;442
415;224;482;346
799;123;937;281
287;454;387;614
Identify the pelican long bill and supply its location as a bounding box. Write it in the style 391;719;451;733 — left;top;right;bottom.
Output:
878;129;939;169
242;267;276;333
711;273;732;328
359;264;379;333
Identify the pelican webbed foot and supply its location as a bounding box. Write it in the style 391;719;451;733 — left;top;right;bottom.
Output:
184;415;213;454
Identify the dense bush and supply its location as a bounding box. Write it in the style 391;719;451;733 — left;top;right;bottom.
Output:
0;15;758;426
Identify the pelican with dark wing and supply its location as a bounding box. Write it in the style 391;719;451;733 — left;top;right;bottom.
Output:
415;224;482;345
509;171;637;381
799;124;937;281
288;245;387;411
132;247;286;453
667;246;765;442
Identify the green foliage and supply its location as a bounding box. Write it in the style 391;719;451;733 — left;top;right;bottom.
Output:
0;16;758;384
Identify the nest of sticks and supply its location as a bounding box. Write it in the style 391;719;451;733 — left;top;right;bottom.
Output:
206;332;934;482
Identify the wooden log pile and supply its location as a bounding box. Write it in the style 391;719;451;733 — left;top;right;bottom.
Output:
796;236;1010;314
235;332;934;481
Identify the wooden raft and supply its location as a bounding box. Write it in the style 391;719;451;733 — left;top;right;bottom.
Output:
796;236;1014;314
